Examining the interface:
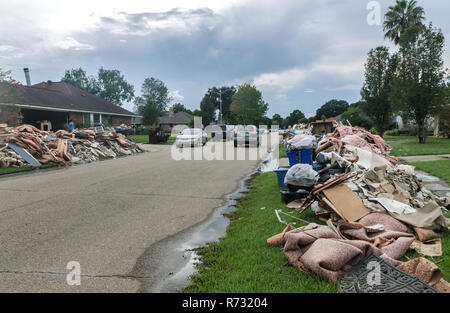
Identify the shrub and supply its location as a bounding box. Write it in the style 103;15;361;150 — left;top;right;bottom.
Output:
134;125;155;135
384;129;400;136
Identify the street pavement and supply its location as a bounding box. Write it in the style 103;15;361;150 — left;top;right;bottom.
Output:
0;135;276;292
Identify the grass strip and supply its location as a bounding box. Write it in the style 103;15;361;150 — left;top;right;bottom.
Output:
385;136;450;157
181;172;337;293
0;163;57;176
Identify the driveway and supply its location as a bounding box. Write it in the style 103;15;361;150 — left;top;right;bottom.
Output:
0;135;276;292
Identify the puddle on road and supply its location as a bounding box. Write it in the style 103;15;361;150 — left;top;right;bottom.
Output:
131;145;278;293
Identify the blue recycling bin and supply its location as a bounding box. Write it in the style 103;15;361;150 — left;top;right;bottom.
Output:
287;149;313;166
286;150;300;167
273;166;290;188
300;149;313;165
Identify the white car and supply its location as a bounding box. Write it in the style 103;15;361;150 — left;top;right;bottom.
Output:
175;128;208;148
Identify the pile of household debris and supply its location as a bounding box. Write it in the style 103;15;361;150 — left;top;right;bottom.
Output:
269;125;450;293
316;126;397;164
0;123;143;168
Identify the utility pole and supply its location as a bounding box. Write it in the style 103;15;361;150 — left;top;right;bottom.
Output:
219;88;223;124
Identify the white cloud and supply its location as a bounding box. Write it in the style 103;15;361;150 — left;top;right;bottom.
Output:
323;84;362;92
252;59;364;96
55;37;95;51
253;68;306;92
0;45;24;59
170;90;184;102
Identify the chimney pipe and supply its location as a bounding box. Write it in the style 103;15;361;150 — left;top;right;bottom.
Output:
23;68;31;86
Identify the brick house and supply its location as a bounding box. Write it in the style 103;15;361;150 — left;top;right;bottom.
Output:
158;109;193;133
0;81;141;130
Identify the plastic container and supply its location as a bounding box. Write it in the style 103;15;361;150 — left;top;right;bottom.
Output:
300;149;313;165
287;149;313;166
286;150;300;167
273;166;290;188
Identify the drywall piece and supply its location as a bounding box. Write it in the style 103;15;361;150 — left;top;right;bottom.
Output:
8;142;41;167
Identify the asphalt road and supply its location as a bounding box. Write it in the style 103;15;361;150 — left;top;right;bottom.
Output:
0;136;276;292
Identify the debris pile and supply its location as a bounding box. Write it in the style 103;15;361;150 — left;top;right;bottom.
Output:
270;124;450;293
0;123;143;168
316;126;397;164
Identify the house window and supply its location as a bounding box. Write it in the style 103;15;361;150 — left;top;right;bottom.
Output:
93;114;100;124
83;113;90;126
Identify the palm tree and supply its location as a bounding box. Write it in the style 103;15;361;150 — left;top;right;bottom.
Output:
383;0;425;45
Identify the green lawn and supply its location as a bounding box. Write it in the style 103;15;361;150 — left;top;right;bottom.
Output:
127;134;148;143
410;160;450;185
127;134;177;145
0;164;57;176
279;144;287;158
385;136;450;156
181;172;337;293
165;135;176;145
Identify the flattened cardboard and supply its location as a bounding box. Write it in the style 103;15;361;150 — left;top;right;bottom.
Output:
322;184;371;222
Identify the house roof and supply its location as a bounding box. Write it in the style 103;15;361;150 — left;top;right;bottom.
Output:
159;111;193;125
0;81;139;117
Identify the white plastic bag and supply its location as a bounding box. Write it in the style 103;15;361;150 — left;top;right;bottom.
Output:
284;163;319;187
287;135;317;150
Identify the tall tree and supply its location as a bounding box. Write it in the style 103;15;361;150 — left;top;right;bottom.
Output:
341;106;373;129
390;24;447;143
271;114;284;128
230;84;268;125
383;0;425;45
96;67;135;106
172;103;193;115
0;68;22;125
61;68;99;95
315;99;349;120
134;77;172;125
61;67;135;106
360;46;398;137
285;109;306;127
201;86;236;123
199;94;217;126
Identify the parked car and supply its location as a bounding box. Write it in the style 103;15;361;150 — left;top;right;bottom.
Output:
175;128;208;148
234;125;260;147
211;124;233;141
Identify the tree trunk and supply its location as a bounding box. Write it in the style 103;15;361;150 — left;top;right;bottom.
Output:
417;122;426;144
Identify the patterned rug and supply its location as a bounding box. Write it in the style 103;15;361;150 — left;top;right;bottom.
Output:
338;254;437;293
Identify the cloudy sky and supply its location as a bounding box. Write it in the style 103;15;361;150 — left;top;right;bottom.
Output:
0;0;448;118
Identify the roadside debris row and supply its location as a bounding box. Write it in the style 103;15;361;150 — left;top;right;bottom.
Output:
270;124;450;293
0;123;143;168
